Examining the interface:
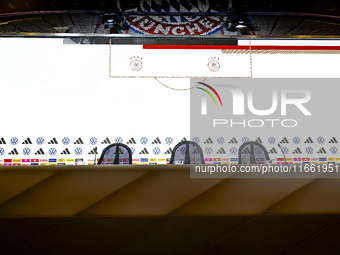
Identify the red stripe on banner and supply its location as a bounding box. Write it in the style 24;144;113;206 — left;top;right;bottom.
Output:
143;45;340;50
94;16;102;34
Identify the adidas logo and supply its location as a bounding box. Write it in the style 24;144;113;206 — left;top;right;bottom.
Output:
165;148;173;154
317;147;326;154
204;137;213;144
74;137;84;144
88;147;98;154
181;137;187;142
329;137;338;143
22;137;32;144
139;148;149;154
242;148;251;154
9;148;19;155
292;147;302;154
48;137;58;144
101;137;111;144
279;137;289;144
304;137;313;143
61;148;71;155
217;148;226;154
127;137;136;144
35;148;45;155
268;148;277;154
152;137;161;144
0;137;6;144
255;137;263;143
228;137;238;144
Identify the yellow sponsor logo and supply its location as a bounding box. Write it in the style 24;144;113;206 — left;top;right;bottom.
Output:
286;158;293;161
0;163;3;166
158;158;166;162
58;159;65;162
67;159;75;162
336;158;340;161
49;163;57;165
222;162;230;164
40;163;48;165
319;162;327;164
231;162;238;164
141;163;148;165
149;158;157;162
13;159;21;162
311;162;318;164
88;163;95;165
328;158;335;161
133;163;141;165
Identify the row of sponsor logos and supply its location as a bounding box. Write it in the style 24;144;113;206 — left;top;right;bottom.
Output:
0;146;338;157
0;136;337;146
0;137;181;146
1;157;340;165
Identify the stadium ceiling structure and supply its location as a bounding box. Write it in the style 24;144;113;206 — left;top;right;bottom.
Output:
0;0;340;36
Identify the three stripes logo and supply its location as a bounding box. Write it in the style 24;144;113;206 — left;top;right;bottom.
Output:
217;148;226;154
165;148;173;154
317;147;327;154
329;137;338;143
204;137;213;144
9;148;19;155
61;148;71;155
292;147;303;154
88;147;98;154
139;148;149;154
228;137;238;144
279;137;289;144
22;137;32;144
242;148;251;154
35;148;45;155
304;137;313;143
255;137;263;143
48;137;58;144
127;137;136;144
74;138;84;144
268;148;277;154
0;138;6;144
152;137;161;144
101;137;111;144
181;137;187;142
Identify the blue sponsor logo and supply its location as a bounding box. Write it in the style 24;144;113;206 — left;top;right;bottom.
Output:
242;137;249;143
140;137;148;145
153;147;161;155
217;137;225;145
31;163;39;165
319;158;327;161
292;137;300;144
205;147;213;155
74;147;82;156
49;148;57;156
23;148;31;156
141;158;148;162
330;147;338;154
302;162;310;164
268;137;276;144
231;158;238;161
165;137;173;145
282;147;289;155
89;137;97;145
115;137;123;143
62;137;70;145
0;148;4;156
213;162;221;164
317;137;325;144
306;147;313;155
192;137;200;144
49;159;57;162
230;147;237;155
36;137;44;145
10;137;18;145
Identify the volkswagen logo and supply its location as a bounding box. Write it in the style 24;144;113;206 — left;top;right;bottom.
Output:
217;137;225;145
317;137;325;144
153;147;161;155
282;147;289;155
140;137;148;145
306;147;313;155
49;147;57;156
130;147;135;155
36;137;44;145
10;137;18;145
292;137;300;144
180;147;186;155
255;147;263;155
115;137;123;143
0;148;4;156
23;148;31;156
205;147;213;155
268;137;276;144
242;137;249;143
230;147;237;155
75;147;82;156
330;147;338;155
192;137;200;144
62;137;70;145
89;137;97;145
165;137;173;145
